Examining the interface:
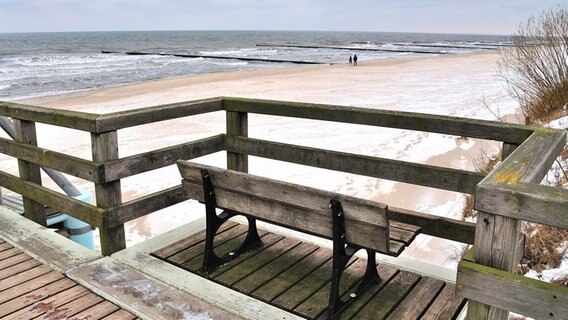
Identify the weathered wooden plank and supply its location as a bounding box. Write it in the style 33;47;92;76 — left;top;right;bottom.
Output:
0;253;33;271
0;137;102;182
0;265;53;292
206;233;285;280
105;185;187;227
0;258;41;281
223;98;534;143
294;258;369;319
0;101;98;132
71;300;121;319
387;276;445;320
330;264;400;320
226;110;248;172
0;242;13;252
169;224;249;266
3;285;89;320
92;131;125;256
0;248;21;261
181;179;390;254
0;170;105;227
476;183;568;229
103;134;224;181
457;257;568;320
224;136;484;194
49;292;105;318
181;228;270;273
501;142;518;160
101;309;137;320
0;271;64;304
179;161;389;226
152;221;239;259
421;284;459;320
353;270;421;319
389;206;475;244
94;97;223;132
0;278;75;317
251;248;332;302
232;241;318;294
14;119;45;225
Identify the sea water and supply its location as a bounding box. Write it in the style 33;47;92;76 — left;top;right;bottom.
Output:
0;30;509;101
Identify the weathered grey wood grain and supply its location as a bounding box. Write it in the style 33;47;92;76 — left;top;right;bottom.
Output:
0;170;104;227
178;161;390;253
14;119;45;226
476;183;568;229
0;136;102;183
0;101;98;132
388;206;475;244
104;185;186;227
226;111;248;172
223;97;534;143
91;131;125;255
94;97;223;132
102;134;224;182
501;142;518;160
225;136;484;194
179;161;389;226
458;254;568;320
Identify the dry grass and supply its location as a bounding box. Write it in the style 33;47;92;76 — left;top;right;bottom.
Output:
518;223;568;275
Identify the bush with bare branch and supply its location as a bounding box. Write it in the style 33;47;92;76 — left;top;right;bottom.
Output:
498;6;568;124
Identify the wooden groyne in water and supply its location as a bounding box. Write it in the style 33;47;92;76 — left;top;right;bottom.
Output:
255;43;452;54
101;51;326;65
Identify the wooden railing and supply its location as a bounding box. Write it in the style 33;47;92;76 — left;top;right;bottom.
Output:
0;97;565;320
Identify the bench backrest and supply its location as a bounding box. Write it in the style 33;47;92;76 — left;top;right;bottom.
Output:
177;160;390;254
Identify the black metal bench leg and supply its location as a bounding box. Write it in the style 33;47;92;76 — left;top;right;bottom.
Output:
328;199;381;320
201;169;263;274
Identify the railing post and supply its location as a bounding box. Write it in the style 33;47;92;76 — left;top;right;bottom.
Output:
91;131;125;255
466;210;523;319
226;111;248;172
501;142;518;160
14;119;46;226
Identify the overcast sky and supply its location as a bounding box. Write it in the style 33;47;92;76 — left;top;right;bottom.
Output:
0;0;565;35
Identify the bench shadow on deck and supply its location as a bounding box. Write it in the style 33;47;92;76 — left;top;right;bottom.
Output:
0;238;138;320
151;221;466;320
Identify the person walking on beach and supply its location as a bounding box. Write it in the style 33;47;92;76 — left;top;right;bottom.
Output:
348;56;352;65
353;54;358;66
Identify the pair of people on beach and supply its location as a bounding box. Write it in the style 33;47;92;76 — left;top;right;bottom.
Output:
348;54;358;66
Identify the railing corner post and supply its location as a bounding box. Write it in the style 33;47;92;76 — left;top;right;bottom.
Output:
226;111;248;172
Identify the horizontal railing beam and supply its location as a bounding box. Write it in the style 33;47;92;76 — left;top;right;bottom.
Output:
103;134;225;182
0;170;105;227
0;101;98;132
223;98;534;144
476;183;568;229
225;136;485;194
94;97;223;132
457;248;568;320
0;137;103;183
104;185;186;227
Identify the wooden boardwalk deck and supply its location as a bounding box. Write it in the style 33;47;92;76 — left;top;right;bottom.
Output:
152;222;466;320
0;238;138;320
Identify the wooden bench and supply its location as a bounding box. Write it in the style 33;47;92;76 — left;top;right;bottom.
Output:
177;161;419;319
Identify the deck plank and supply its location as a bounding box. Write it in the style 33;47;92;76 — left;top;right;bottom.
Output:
0;265;54;292
0;278;76;317
205;232;286;278
0;247;23;261
232;241;319;294
2;285;89;319
36;292;104;319
421;283;465;320
0;242;13;252
100;309;137;320
70;300;121;320
352;270;421;319
0;258;42;281
152;220;238;259
0;270;65;304
251;247;332;302
0;252;33;270
294;257;369;319
387;276;445;320
180;228;270;272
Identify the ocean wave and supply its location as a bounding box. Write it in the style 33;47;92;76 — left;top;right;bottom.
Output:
0;84;10;90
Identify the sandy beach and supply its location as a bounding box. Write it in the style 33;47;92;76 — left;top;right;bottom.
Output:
18;51;518;267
